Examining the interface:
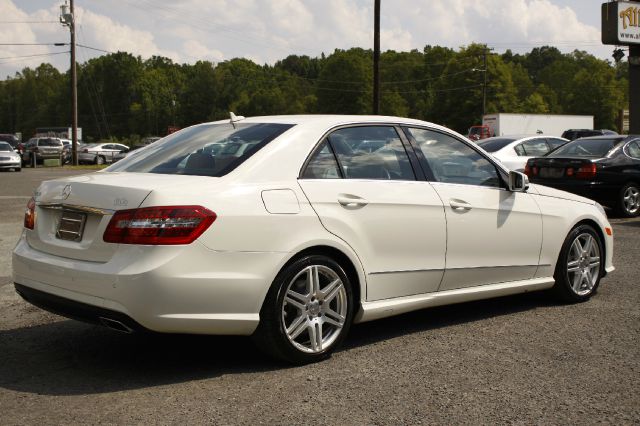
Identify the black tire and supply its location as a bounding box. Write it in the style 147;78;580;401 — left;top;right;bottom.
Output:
252;254;355;364
615;182;640;218
552;224;604;303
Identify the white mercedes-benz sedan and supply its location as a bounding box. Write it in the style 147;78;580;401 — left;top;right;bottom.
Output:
477;135;569;172
13;115;614;364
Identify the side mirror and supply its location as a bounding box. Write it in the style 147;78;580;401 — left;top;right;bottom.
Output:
508;170;529;192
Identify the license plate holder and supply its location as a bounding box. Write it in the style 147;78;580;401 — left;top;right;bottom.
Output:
56;210;87;242
539;167;564;178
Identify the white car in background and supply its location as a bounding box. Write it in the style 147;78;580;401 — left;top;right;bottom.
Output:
477;135;569;171
79;142;129;165
13;115;614;364
0;141;21;171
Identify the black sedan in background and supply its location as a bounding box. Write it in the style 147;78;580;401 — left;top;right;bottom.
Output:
525;135;640;217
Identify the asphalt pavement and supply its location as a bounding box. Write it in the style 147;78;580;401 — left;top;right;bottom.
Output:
0;168;638;424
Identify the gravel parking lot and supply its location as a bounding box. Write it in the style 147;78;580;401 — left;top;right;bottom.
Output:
1;168;639;424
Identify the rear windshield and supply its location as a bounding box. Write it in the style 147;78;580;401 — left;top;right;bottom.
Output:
549;138;622;158
38;138;62;147
477;138;516;153
107;122;294;176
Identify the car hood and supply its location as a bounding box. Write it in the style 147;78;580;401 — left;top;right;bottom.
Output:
529;183;595;205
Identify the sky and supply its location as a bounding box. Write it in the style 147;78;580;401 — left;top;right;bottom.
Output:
0;0;616;79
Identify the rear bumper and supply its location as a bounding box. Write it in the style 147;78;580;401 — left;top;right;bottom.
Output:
14;283;146;333
12;234;288;335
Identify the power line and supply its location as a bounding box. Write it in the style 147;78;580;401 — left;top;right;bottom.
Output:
0;21;58;24
0;52;68;61
0;43;65;46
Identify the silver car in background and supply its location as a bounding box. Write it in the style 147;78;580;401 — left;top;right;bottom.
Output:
0;141;21;171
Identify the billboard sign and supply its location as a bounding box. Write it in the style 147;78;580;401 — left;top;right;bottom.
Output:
603;1;640;45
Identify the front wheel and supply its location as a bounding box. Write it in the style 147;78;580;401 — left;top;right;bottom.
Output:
253;255;354;364
552;224;603;303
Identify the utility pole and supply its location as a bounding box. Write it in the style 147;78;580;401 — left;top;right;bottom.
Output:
482;48;487;117
373;0;380;115
630;44;640;134
60;0;78;165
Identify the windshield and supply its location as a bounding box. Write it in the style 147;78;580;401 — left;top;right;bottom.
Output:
0;142;12;151
548;138;622;158
107;122;294;176
477;137;517;153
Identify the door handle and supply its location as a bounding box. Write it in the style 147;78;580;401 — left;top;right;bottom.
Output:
449;199;472;211
338;194;368;208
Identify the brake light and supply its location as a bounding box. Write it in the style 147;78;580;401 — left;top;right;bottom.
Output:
103;205;216;245
576;163;597;179
566;168;574;177
524;164;538;177
24;197;36;229
32;147;39;153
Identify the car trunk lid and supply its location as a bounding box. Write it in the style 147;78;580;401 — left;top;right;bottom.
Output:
29;172;195;262
526;157;599;180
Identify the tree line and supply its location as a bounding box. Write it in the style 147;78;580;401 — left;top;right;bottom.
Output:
0;43;629;143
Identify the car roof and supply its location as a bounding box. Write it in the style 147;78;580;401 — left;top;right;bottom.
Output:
205;114;449;130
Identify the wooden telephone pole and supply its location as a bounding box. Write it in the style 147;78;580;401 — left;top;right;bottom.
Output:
60;0;78;165
373;0;380;115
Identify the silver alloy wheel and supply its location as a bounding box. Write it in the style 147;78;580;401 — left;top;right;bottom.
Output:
566;233;601;296
623;186;640;215
281;265;347;354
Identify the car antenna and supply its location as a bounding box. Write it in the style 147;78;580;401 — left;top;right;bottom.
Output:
229;111;245;129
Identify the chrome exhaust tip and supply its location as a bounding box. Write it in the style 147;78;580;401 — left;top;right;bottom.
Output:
99;317;134;334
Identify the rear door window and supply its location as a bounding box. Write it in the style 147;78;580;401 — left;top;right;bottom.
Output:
520;138;550;156
326;126;415;181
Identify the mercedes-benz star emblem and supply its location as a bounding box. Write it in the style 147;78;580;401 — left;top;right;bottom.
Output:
61;184;72;200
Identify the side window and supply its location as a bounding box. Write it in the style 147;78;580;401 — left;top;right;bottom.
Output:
627;141;640;159
521;138;550;156
102;144;114;150
327;126;415;180
547;138;567;151
301;140;341;179
405;127;501;188
514;144;526;156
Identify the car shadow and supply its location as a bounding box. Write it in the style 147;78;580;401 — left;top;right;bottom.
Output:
0;291;556;396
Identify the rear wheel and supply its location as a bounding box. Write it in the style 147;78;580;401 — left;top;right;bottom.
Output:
616;182;640;217
552;224;603;303
253;255;354;364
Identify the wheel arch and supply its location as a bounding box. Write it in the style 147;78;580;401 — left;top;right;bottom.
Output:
571;218;607;276
260;243;366;317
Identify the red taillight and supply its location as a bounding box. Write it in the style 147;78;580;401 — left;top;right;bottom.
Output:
524;164;538;177
566;168;574;177
24;197;36;229
32;147;39;153
576;163;597;179
103;205;216;245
